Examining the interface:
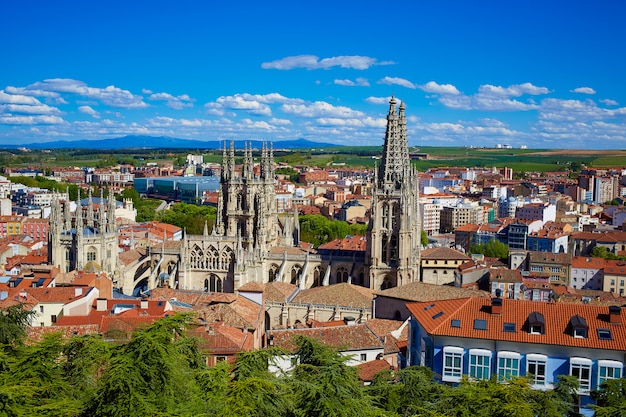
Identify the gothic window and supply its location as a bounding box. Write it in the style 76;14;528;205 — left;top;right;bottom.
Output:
210;274;222;292
208;246;219;269
204;279;209;292
86;247;97;262
389;235;398;263
313;268;321;287
220;247;234;270
65;248;71;261
291;265;303;286
268;264;279;282
336;267;349;283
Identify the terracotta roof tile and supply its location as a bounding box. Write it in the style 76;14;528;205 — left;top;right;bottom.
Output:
263;281;298;303
357;359;394;382
376;282;489;301
407;297;626;350
269;324;384;352
421;247;471;261
292;283;373;309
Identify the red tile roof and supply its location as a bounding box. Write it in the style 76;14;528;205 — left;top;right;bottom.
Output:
406;297;626;350
318;235;367;251
357;359;395;382
269;324;384;352
421;247;471;261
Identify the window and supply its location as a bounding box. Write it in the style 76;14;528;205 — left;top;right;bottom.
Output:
598;360;623;386
451;319;461;328
597;328;613;340
39;305;44;313
360;353;367;361
570;357;592;392
526;354;548;387
442;346;464;383
215;356;227;362
528;311;545;335
473;319;487;330
498;352;520;381
503;322;516;332
469;349;491;380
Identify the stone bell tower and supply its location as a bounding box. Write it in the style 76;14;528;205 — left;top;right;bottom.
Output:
366;97;421;290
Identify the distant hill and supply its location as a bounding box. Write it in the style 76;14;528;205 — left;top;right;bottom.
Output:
2;136;339;150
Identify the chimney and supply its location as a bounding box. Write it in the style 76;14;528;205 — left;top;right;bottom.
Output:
343;316;356;326
491;298;503;315
96;298;107;311
140;299;149;310
609;306;622;324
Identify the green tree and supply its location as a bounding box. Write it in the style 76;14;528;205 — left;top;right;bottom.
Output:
592;378;626;417
289;335;386;417
421;229;429;247
299;214;367;247
0;304;34;347
83;314;204;417
470;239;509;260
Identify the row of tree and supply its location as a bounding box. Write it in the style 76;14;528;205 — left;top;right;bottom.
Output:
2;308;625;416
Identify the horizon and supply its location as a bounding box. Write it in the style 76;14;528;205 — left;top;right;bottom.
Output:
1;1;625;150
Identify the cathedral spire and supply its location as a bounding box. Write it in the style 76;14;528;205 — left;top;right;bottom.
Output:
378;96;410;193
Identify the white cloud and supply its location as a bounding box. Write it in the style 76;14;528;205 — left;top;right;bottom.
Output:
0;90;42;105
316;116;386;128
600;98;619;106
78;105;100;118
478;82;549;97
261;55;393;70
571;87;596;95
365;96;391;105
269;117;292;126
419;81;461;95
539;98;626;122
148;91;194;109
281;101;365;118
334;78;370;87
378;76;416;89
5;86;61;99
0;114;64;125
19;78;148;109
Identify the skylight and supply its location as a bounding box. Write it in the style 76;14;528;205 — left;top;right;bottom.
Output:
474;319;487;330
597;328;613;340
432;311;444;319
503;322;516;332
451;319;461;328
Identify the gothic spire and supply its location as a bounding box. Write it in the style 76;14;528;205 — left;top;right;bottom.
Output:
378;96;410;192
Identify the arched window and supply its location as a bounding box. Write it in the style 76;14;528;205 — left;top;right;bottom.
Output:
337;267;349;283
210;274;222;292
204;279;209;292
86;246;97;262
268;264;279;282
291;265;303;286
313;268;321;287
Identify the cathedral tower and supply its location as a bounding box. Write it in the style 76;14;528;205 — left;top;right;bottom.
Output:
366;97;421;290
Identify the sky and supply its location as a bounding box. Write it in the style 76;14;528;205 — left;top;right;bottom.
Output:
1;0;625;150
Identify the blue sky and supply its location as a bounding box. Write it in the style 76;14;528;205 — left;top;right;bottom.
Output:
1;0;625;149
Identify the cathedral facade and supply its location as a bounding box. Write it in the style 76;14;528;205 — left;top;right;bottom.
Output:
49;98;421;295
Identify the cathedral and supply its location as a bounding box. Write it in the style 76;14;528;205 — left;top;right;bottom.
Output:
48;97;421;295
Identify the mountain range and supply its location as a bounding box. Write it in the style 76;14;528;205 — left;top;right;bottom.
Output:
2;136;339;150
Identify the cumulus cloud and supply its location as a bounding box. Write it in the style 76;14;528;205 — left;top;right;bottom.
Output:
377;76;416;89
0;90;42;105
334;78;370;87
261;55;393;70
600;98;618;106
78;105;100;118
0;114;64;125
478;82;549;97
571;87;596;95
148;91;194;109
365;96;391;105
539;98;626;122
19;78;148;109
419;81;461;95
281;101;365;118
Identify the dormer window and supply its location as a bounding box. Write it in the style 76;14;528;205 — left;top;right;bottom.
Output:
528;311;545;335
570;315;588;338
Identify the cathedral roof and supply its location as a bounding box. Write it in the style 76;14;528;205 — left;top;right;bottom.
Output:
375;281;489;302
263;281;298;303
291;283;374;309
